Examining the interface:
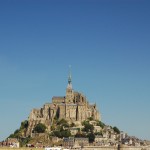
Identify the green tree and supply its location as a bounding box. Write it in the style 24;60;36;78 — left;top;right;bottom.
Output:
83;123;94;132
33;123;46;133
53;129;71;138
75;132;86;138
20;120;28;129
8;134;15;138
51;125;55;130
61;130;71;138
53;130;61;137
82;120;89;126
14;129;20;135
95;131;102;136
87;117;94;121
70;122;75;127
113;126;120;134
62;122;69;128
8;129;20;138
96;121;105;129
20;136;31;147
87;133;95;143
8;120;29;140
57;119;68;125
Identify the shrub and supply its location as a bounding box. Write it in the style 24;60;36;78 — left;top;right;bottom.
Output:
96;121;105;128
113;126;120;134
20;120;28;129
33;123;46;133
87;117;94;121
57;119;68;125
82;123;94;132
87;133;95;143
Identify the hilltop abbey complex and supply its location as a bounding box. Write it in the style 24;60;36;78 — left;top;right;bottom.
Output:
26;71;101;136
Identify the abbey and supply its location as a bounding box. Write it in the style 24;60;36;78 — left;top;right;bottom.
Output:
26;72;101;136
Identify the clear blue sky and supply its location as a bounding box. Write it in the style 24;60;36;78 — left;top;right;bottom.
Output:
0;0;150;141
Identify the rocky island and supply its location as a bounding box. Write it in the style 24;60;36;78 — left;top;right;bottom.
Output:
1;71;150;150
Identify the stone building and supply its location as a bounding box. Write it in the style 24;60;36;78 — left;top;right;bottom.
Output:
63;137;74;148
26;71;100;137
74;138;89;146
5;138;20;148
63;137;89;148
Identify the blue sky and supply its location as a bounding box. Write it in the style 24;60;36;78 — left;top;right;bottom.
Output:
0;0;150;141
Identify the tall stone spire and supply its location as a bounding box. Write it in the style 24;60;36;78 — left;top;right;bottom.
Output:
67;65;72;89
66;65;74;103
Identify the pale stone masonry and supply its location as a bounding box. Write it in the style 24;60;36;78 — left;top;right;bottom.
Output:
26;71;100;137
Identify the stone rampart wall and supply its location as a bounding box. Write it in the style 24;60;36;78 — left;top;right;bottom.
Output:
0;146;150;150
78;146;150;150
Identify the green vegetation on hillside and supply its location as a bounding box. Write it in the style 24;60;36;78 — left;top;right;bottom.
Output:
87;132;95;143
8;117;122;147
96;120;105;128
33;123;46;133
82;121;94;132
50;118;71;138
8;120;29;139
113;126;120;134
8;120;32;147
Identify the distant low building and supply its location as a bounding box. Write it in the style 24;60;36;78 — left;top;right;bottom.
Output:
63;137;74;148
74;138;89;147
120;131;127;140
51;136;62;143
94;135;108;146
94;126;102;133
110;133;117;140
6;138;19;148
95;135;103;142
103;131;109;138
63;137;89;148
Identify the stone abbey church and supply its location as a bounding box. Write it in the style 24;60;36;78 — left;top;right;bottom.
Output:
26;72;100;136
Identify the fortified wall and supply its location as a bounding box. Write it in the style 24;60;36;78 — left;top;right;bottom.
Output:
81;146;150;150
0;146;150;150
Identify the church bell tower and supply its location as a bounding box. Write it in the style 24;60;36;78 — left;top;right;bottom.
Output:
66;66;74;103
